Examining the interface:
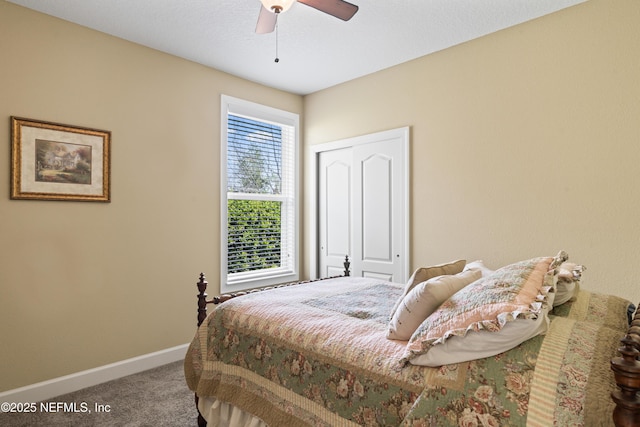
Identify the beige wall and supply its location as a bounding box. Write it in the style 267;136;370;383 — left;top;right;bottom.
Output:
2;0;639;394
304;0;640;304
0;2;303;391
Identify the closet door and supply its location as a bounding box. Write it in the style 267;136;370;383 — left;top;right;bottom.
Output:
318;147;352;277
353;139;406;282
316;127;409;283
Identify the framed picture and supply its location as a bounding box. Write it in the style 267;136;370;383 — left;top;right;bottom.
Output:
10;117;111;202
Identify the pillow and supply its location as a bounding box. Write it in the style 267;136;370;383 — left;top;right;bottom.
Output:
400;253;564;366
553;262;585;306
554;281;577;306
389;259;466;320
463;260;494;277
386;269;482;340
409;308;550;366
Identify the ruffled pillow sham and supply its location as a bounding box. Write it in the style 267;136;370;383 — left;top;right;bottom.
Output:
409;308;550;366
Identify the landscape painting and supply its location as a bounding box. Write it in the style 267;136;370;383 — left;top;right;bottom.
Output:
35;139;92;185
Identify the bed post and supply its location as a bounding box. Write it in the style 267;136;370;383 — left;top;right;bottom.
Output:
611;303;640;427
196;273;208;327
195;273;209;427
343;255;350;276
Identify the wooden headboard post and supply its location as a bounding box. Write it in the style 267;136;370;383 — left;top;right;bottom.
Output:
611;303;640;426
343;255;350;277
196;273;208;327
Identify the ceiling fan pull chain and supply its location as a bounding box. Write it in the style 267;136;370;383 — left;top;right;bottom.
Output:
274;17;280;63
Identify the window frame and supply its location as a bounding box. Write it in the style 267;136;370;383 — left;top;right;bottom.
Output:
220;95;300;293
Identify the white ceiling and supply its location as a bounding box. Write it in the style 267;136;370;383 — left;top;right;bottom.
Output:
7;0;585;95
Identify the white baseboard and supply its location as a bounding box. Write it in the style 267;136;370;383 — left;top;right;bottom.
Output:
0;343;189;403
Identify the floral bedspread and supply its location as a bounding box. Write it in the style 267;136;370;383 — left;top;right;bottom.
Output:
184;277;630;426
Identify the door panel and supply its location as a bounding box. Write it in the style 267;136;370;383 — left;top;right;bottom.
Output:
361;153;392;262
362;271;394;281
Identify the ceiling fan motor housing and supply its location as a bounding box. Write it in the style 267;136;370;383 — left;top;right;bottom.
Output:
260;0;296;14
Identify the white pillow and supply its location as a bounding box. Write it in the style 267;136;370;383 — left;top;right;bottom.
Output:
553;262;584;306
463;260;494;277
386;269;482;340
554;280;577;306
389;260;466;320
409;308;550;367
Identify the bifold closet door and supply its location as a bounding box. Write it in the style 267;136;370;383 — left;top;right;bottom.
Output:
318;147;352;278
317;129;407;283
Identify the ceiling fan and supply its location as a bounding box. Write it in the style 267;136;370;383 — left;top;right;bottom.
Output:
256;0;359;34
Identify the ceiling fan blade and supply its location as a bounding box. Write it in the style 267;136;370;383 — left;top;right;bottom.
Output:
298;0;358;21
255;5;277;34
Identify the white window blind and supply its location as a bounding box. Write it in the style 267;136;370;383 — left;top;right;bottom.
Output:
221;96;299;292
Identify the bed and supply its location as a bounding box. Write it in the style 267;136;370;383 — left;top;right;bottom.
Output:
185;252;640;426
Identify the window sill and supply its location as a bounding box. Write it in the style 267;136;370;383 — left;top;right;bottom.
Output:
222;270;299;294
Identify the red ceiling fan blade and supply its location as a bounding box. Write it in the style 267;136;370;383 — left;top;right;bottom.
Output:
298;0;359;21
255;5;277;34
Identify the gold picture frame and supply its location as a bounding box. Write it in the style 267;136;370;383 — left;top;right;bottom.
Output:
10;117;111;202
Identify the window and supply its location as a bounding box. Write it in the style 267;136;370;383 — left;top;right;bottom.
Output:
220;95;299;292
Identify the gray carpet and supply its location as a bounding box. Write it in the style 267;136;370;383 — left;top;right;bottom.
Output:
0;361;197;426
